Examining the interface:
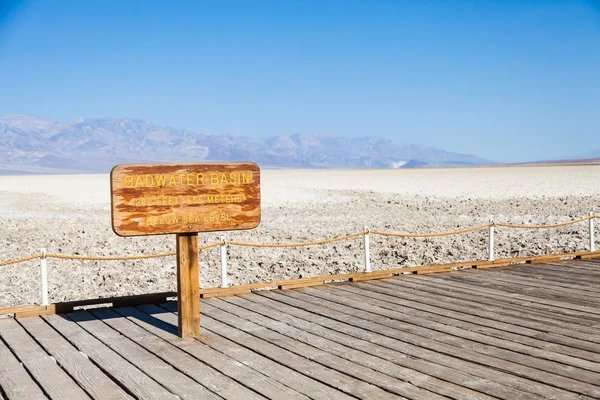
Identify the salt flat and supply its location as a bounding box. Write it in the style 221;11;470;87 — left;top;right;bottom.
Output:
1;165;599;308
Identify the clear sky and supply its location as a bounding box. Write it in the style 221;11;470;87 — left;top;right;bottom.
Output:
1;0;599;163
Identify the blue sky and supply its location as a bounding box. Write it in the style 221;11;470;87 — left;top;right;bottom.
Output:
1;0;599;163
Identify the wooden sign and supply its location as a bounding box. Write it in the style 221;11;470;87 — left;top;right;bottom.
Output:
111;162;260;338
110;162;260;237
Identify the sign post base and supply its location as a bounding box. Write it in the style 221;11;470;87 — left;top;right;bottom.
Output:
176;233;200;338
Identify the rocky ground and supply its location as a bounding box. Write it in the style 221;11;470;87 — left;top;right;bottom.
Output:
1;165;599;308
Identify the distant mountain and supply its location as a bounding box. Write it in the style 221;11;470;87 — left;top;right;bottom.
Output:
0;114;494;174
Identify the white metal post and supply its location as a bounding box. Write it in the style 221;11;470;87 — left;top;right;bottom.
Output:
364;226;372;273
40;248;49;306
220;237;228;288
488;218;495;262
590;213;595;252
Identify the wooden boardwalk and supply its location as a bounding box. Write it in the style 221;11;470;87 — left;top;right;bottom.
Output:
1;259;600;399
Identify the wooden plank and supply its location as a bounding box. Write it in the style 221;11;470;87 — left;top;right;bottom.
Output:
164;306;402;400
425;273;600;325
397;274;600;330
231;293;549;400
0;305;55;318
200;300;441;400
486;269;600;295
66;310;221;399
110;162;261;236
252;290;600;397
503;263;600;282
43;314;178;399
89;308;263;400
285;286;600;369
0;331;46;400
338;281;600;354
498;269;600;290
176;232;200;338
201;288;250;298
137;304;352;400
448;272;600;307
0;318;90;399
327;285;600;397
116;306;312;400
458;267;598;296
364;278;600;346
391;271;600;326
17;317;133;400
553;260;600;272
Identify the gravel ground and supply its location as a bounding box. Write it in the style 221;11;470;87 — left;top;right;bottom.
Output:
1;165;599;308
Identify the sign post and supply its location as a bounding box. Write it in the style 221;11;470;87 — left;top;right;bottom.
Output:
110;162;260;338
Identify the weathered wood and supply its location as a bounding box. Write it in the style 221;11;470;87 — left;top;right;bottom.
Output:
484;269;600;296
329;284;600;396
398;275;600;330
178;302;414;400
448;272;600;307
389;271;600;325
422;274;600;325
43;314;178;399
0;318;90;399
339;281;600;353
67;310;218;399
245;291;599;398
89;307;262;400
128;305;328;400
111;162;261;236
17;317;133;400
0;333;46;400
226;294;538;400
205;298;473;400
139;303;353;400
177;232;200;338
281;284;600;374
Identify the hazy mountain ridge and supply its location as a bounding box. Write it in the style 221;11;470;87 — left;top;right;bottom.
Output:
0;114;494;174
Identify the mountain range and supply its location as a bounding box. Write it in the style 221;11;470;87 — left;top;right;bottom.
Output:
0;114;495;174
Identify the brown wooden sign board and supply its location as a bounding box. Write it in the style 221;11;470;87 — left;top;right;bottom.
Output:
110;162;260;237
110;162;261;338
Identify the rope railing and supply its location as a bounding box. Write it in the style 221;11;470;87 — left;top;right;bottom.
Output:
1;214;598;306
0;216;597;266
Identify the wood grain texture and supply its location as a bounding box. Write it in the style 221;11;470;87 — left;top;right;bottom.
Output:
201;300;446;400
0;334;46;400
177;233;200;338
18;317;133;400
43;314;178;400
66;310;215;400
89;308;257;400
0;318;90;399
137;304;352;400
111;162;260;236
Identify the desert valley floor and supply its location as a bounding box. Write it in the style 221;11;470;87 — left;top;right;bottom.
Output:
1;165;599;308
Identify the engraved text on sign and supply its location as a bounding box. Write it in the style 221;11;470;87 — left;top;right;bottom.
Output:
111;163;261;236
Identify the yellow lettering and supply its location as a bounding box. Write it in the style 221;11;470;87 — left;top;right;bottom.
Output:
229;172;237;184
186;174;194;186
156;174;167;187
168;175;177;186
220;173;229;184
195;214;202;223
242;172;250;183
145;175;154;187
124;175;134;188
211;173;219;185
135;175;144;187
196;173;205;185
